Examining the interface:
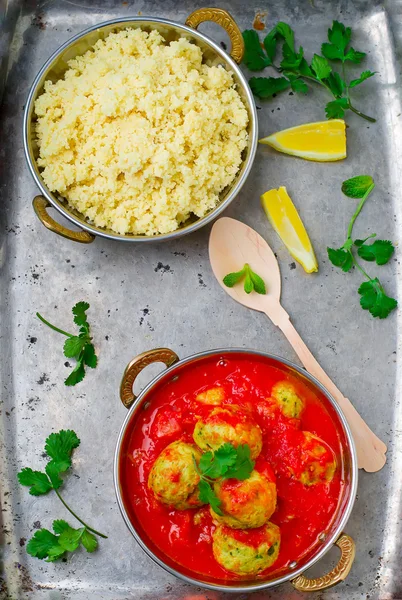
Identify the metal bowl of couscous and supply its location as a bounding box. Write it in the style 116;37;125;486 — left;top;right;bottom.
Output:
23;8;258;244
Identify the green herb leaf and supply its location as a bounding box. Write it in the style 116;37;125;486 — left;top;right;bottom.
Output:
325;98;349;119
224;445;255;480
199;444;238;480
81;529;98;553
321;42;344;61
83;343;97;368
46;544;67;562
65;360;86;387
223;267;246;288
326;72;345;97
328;21;351;52
198;480;223;516
249;76;291;99
327;247;353;272
248;270;267;294
349;70;376;88
17;468;52;496
311;54;332;80
280;44;303;70
356;240;395;265
290;78;308;94
72;301;90;326
242;30;271;71
58;526;85;552
26;529;60;559
63;336;87;358
341;175;374;198
52;520;70;534
45;461;64;490
45;430;80;466
244;271;254;294
358;279;397;319
263;27;279;63
344;47;366;64
276;22;295;51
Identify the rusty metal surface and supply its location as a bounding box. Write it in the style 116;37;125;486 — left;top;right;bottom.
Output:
0;0;401;598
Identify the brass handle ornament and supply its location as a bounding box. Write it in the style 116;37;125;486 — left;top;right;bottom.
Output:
32;196;95;244
292;533;356;592
185;8;244;64
120;348;180;409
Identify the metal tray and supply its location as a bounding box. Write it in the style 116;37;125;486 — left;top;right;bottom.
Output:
0;0;401;598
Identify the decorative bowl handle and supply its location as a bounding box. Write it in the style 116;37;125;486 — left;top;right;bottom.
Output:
185;8;244;64
33;196;95;243
292;533;356;592
120;348;180;409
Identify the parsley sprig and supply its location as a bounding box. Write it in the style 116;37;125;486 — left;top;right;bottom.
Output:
193;443;254;515
327;176;397;319
223;264;266;294
18;430;107;561
243;21;376;122
36;302;97;386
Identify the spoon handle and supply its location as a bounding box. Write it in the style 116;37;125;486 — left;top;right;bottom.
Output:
269;307;387;472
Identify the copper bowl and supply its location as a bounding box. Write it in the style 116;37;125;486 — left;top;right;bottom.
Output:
114;347;358;593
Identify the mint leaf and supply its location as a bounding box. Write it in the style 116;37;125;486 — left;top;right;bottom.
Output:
242;30;271;71
244;271;254;294
249;76;291;99
349;70;376;88
342;175;374;198
248;269;266;294
327;247;353;272
356;240;395;265
17;468;52;496
311;54;332;80
223;267;246;288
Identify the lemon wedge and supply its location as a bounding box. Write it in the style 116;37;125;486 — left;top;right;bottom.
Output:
259;119;346;162
261;187;318;273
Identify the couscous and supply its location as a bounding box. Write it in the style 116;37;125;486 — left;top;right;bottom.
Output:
34;28;249;235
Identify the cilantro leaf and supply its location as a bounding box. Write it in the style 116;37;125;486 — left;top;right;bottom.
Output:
83;343;97;368
52;520;70;534
242;30;271;71
344;48;366;63
276;22;295;51
290;78;308;94
280;45;304;71
224;445;255;480
26;529;60;559
72;301;90;326
58;526;85;552
65;360;85;386
311;54;332;80
325;98;349;119
263;27;279;63
249;270;267;294
244;271;254;294
63;336;87;358
349;70;376;88
81;529;98;553
46;545;66;562
17;468;52;496
326;72;345;98
321;42;344;61
198;443;238;480
327;247;353;272
342;175;374;198
249;76;291;99
198;480;223;516
328;21;351;52
358;279;397;319
45;461;64;490
45;430;80;465
223;267;246;288
356;240;395;265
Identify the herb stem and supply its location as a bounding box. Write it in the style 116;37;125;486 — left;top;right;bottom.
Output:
348;101;376;123
346;183;375;240
54;489;108;538
349;250;372;281
36;313;73;338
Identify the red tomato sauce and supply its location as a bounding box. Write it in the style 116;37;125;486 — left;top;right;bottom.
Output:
120;353;345;581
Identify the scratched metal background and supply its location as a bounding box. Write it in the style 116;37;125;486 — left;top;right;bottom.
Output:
0;0;401;598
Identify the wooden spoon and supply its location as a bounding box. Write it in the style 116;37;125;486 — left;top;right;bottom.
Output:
209;217;386;472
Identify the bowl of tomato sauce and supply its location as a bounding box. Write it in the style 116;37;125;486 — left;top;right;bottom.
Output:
114;348;357;593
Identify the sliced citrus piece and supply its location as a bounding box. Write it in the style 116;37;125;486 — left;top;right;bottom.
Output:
259;119;346;162
261;187;318;273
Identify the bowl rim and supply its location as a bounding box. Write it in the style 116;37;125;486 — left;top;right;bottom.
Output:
113;347;358;592
23;16;258;242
